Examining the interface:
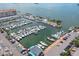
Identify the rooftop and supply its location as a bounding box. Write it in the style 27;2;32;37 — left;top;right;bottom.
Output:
0;9;16;12
28;45;43;56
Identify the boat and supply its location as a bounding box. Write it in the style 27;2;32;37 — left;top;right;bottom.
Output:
37;44;42;48
37;44;45;49
47;37;55;41
51;30;64;39
68;26;74;31
51;34;59;39
40;41;48;46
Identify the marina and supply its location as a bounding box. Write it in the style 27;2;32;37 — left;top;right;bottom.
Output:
0;10;57;53
0;3;79;56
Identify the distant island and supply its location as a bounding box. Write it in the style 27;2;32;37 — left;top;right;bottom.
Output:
34;3;39;4
77;4;79;6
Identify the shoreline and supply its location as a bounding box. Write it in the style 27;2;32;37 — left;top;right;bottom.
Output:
44;27;79;56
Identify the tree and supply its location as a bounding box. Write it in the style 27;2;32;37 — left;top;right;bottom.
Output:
60;50;71;56
0;28;4;33
72;39;79;47
56;20;62;25
75;40;79;47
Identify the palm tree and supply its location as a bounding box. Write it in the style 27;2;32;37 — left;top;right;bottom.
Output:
71;39;79;47
0;28;4;33
60;50;71;56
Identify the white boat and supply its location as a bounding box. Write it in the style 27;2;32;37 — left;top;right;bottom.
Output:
40;41;48;46
47;37;55;41
37;44;45;49
37;44;42;48
51;30;64;39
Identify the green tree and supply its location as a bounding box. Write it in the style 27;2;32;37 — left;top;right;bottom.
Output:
72;39;79;47
60;50;71;56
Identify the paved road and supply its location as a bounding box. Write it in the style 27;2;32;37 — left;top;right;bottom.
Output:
44;31;79;56
0;32;22;56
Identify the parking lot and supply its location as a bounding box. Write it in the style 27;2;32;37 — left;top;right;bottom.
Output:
0;32;22;56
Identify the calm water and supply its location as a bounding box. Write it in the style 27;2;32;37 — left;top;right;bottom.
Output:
0;3;79;31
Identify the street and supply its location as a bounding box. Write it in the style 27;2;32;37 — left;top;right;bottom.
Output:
44;31;79;56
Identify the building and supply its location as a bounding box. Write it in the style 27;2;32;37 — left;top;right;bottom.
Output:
28;45;44;56
0;9;17;18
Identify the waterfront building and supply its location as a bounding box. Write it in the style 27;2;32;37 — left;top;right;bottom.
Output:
28;45;44;56
0;9;16;18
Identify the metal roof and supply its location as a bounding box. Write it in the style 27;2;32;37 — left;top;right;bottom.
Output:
0;9;16;12
28;45;43;56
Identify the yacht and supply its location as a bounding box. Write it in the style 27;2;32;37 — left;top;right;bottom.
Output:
40;41;48;46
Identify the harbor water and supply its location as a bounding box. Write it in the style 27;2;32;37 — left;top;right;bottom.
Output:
0;3;79;31
0;3;79;48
